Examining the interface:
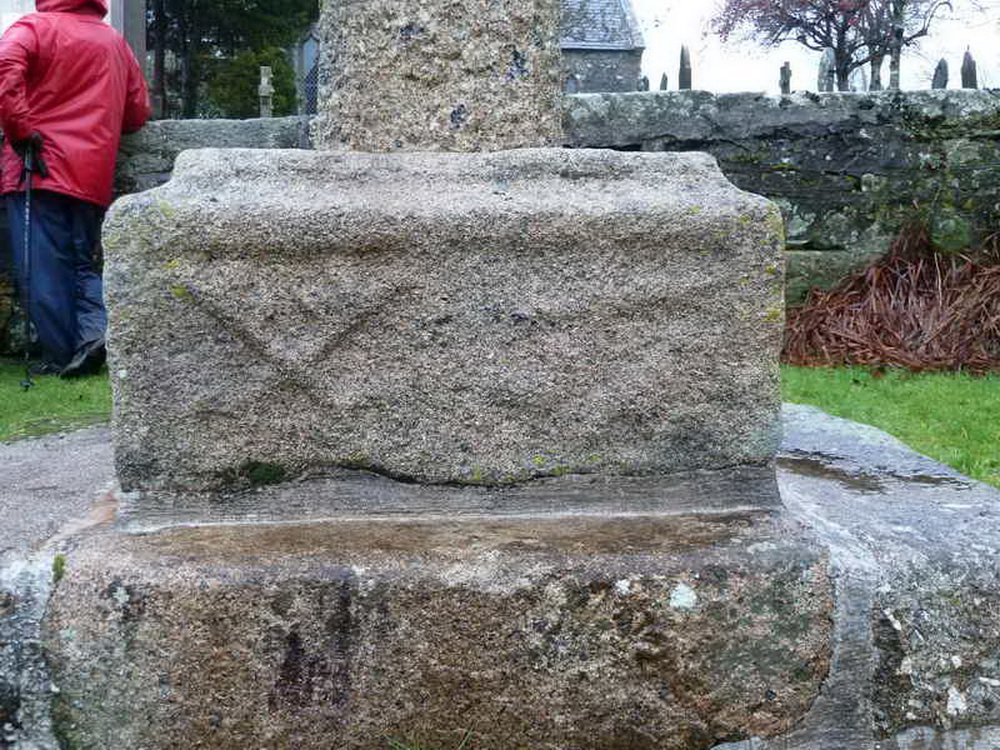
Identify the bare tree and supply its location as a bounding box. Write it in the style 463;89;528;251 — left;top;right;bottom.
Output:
860;0;953;90
713;0;952;92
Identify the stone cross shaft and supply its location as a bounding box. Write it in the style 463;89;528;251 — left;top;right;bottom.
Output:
312;0;564;152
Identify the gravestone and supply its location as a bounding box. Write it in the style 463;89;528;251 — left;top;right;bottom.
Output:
258;65;274;118
818;48;835;92
659;71;668;90
780;61;792;94
678;44;692;89
107;0;145;62
962;49;978;89
932;58;949;89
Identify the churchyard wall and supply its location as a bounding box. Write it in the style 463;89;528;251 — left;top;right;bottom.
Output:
567;88;1000;302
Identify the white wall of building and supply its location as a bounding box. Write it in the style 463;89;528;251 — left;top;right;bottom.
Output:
0;0;121;33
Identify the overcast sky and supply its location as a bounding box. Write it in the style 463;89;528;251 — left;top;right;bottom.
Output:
631;0;1000;93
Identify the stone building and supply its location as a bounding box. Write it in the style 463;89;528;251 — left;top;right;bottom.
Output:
561;0;645;93
292;24;320;117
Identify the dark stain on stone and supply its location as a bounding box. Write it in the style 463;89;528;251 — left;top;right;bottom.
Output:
0;681;20;735
323;570;355;709
780;455;968;491
872;610;910;737
0;591;14;617
506;48;529;81
398;23;423;43
449;103;468;130
101;577;146;626
270;589;294;617
905;473;969;488
269;578;356;712
273;629;313;707
778;456;885;493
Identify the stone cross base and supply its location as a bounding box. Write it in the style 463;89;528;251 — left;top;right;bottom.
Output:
44;510;832;748
103;148;785;496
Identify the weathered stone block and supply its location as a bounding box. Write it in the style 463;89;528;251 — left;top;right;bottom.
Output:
312;0;564;151
42;510;832;750
103;147;785;493
115;116;311;195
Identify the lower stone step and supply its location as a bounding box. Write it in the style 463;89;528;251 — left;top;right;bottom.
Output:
44;507;830;750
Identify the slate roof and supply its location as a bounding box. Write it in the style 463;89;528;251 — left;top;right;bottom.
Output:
561;0;645;52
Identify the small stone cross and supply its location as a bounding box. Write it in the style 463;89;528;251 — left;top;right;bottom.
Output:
258;66;274;118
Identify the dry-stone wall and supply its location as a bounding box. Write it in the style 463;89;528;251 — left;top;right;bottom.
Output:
566;89;1000;302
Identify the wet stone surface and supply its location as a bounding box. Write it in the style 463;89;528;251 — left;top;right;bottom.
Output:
43;511;833;750
754;405;1000;750
5;408;1000;747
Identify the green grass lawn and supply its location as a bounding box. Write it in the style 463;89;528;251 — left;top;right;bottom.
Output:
0;359;111;442
782;365;1000;488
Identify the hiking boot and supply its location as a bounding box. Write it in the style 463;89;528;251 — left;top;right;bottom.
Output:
60;337;106;378
28;361;62;376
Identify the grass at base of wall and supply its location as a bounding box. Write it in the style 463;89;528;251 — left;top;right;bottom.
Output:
782;365;1000;488
0;359;111;442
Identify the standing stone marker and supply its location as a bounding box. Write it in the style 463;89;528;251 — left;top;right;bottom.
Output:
311;0;563;152
962;49;978;89
818;48;835;92
932;58;949;89
659;71;668;90
678;44;692;89
780;61;792;94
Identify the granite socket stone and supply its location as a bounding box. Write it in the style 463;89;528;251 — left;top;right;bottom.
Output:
102;147;785;493
311;0;564;151
42;511;832;750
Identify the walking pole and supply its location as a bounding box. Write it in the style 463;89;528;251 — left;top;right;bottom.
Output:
19;142;36;391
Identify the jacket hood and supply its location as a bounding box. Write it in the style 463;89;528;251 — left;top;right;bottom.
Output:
35;0;107;16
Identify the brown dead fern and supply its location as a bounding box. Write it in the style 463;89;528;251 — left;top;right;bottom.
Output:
784;224;1000;373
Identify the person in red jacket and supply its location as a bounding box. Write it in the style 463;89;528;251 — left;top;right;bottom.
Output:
0;0;150;377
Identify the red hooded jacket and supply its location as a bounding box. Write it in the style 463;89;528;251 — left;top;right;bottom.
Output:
0;0;150;207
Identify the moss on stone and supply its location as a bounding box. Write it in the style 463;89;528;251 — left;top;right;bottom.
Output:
169;285;193;302
52;554;67;584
